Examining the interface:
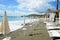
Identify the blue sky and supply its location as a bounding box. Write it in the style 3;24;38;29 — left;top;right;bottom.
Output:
0;0;60;16
0;0;18;6
49;0;60;10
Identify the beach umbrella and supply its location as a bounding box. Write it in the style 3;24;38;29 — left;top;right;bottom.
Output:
23;14;25;26
0;24;3;34
0;11;10;36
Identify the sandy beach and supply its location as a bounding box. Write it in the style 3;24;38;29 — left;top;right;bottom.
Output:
6;21;51;40
0;17;60;40
0;19;40;40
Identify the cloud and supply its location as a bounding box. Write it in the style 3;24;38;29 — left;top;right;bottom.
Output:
16;0;56;12
6;10;23;16
0;4;6;10
0;0;57;16
0;9;40;16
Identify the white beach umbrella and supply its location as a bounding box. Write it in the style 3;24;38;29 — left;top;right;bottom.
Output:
23;14;25;26
0;24;3;34
0;11;10;36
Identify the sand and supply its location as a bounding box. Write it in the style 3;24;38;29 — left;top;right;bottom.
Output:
5;21;52;40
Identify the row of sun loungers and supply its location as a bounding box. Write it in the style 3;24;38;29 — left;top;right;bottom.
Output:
45;21;60;40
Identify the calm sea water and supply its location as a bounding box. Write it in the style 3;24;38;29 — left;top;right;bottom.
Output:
0;16;29;22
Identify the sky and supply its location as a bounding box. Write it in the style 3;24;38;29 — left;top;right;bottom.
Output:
0;0;60;16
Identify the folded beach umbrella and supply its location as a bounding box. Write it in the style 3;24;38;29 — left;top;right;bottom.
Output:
0;24;3;34
0;11;10;36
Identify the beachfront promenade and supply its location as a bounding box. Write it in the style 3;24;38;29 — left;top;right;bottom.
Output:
7;21;51;40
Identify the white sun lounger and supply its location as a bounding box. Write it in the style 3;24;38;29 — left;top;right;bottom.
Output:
48;30;60;36
0;32;3;34
3;37;11;40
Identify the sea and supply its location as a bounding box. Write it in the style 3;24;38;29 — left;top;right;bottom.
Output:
0;16;30;32
0;16;29;22
0;16;39;32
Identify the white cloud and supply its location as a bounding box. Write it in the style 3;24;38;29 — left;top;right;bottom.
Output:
16;0;56;12
0;0;56;16
6;10;23;16
0;10;40;16
6;10;39;16
0;10;4;16
7;6;17;9
0;4;5;7
0;4;6;10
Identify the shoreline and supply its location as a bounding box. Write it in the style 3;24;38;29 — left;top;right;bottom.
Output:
0;19;40;32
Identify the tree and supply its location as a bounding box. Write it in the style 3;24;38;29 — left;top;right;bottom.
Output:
47;9;51;12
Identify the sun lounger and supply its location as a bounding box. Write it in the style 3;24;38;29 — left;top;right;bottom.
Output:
46;27;60;30
48;30;60;40
2;37;11;40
